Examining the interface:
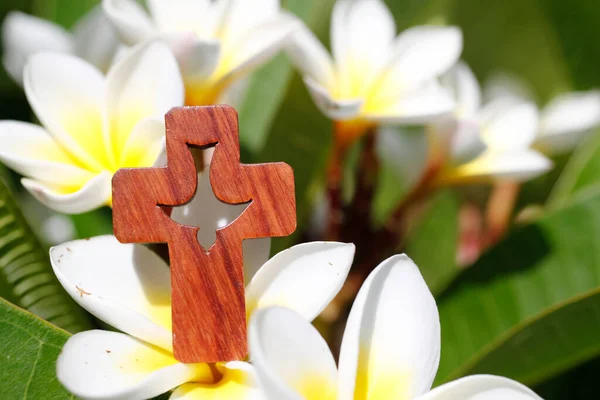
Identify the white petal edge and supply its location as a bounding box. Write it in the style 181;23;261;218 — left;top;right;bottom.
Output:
381;26;463;94
481;102;539;151
22;172;111;214
2;11;73;85
337;254;440;399
331;0;396;77
223;12;300;82
537;90;600;154
102;0;157;45
249;306;338;400
73;5;121;73
0;121;94;187
50;235;173;349
415;375;542;400
304;76;363;120
375;125;428;187
105;39;184;158
245;241;355;321
441;61;481;119
24;51;107;172
120;117;166;168
364;81;454;125
449;149;553;183
57;330;202;400
286;25;335;87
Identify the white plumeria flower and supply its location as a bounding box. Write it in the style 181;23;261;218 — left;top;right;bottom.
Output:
435;63;553;183
249;254;543;400
103;0;300;105
2;6;120;85
286;0;462;141
49;178;356;399
483;73;600;155
0;40;183;214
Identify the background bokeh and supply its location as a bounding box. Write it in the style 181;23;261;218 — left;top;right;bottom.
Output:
1;0;599;398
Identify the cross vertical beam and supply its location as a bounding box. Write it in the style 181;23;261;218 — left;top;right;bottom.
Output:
112;106;296;363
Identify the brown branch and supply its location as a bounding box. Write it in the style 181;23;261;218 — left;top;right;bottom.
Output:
484;181;521;247
342;128;379;244
325;131;347;241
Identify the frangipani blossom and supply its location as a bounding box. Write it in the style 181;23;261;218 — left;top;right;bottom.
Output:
0;40;183;214
249;255;542;400
49;180;356;400
483;73;600;155
287;0;462;143
103;0;300;105
438;63;552;183
2;6;119;85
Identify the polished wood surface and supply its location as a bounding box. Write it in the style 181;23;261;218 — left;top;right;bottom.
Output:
112;105;296;363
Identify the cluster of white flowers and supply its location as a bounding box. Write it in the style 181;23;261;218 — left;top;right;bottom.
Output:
2;0;597;398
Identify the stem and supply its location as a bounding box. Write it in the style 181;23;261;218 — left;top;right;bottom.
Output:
208;363;224;383
485;181;520;246
343;128;379;244
325;123;351;241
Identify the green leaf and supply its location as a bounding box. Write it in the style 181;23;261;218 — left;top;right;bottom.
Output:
405;190;459;295
435;187;600;386
238;0;337;154
32;0;98;28
70;208;114;239
0;297;74;399
547;130;600;210
0;179;91;333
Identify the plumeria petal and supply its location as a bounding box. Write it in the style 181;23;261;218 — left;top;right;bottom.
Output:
49;235;173;349
536;90;600;154
73;5;120;73
376;125;428;186
415;375;542;400
219;0;280;47
338;255;440;400
447;149;553;183
23;172;112;214
57;330;209;400
481;102;538;151
245;242;355;321
103;0;157;45
450;119;486;165
105;40;183;163
375;26;462;102
441;61;481;119
120;117;166;168
249;307;338;400
364;81;454;124
170;362;263;400
2;11;73;85
24;51;108;172
332;0;395;88
0;121;94;187
178;39;221;81
305;77;363;120
224;13;300;82
147;0;210;34
286;26;335;87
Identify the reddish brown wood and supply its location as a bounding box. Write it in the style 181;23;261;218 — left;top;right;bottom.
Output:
112;105;296;363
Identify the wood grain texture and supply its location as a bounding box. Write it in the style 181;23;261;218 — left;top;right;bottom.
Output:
112;105;296;363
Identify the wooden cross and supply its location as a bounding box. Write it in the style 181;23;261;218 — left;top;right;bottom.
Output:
112;106;296;363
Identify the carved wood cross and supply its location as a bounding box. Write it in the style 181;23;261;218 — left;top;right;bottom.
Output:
112;106;296;363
